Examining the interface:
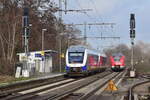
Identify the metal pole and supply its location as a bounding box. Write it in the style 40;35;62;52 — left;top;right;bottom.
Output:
67;34;70;47
42;29;47;51
59;0;62;72
41;29;47;73
42;30;44;51
65;0;67;14
59;37;62;72
84;22;87;45
24;27;27;56
42;30;44;73
24;27;28;71
131;39;134;70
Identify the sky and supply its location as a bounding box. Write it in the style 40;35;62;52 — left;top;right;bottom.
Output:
54;0;150;50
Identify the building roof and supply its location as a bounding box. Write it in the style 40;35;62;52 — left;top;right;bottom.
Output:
17;50;57;55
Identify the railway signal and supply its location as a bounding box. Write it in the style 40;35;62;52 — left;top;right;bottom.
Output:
23;7;30;38
22;7;30;77
130;14;135;29
130;14;136;39
130;30;135;39
130;13;136;77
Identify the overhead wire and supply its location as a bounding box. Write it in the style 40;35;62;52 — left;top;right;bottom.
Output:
76;0;107;50
55;0;117;49
89;0;103;22
88;0;118;49
76;0;103;34
62;0;86;25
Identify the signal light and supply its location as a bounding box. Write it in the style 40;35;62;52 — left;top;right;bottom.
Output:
130;14;135;20
22;7;30;36
23;7;29;16
130;19;135;29
23;7;29;28
23;16;29;27
130;14;135;28
130;30;135;38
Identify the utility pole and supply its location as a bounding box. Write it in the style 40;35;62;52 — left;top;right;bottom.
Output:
64;0;67;14
41;29;47;73
129;13;136;78
42;29;47;51
84;22;87;44
58;0;62;73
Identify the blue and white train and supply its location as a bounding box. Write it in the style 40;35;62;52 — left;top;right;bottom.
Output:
65;45;107;76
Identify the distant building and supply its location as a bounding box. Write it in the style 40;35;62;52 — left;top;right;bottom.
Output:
17;50;57;77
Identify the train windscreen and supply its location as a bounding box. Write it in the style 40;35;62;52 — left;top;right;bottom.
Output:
113;56;121;61
68;52;84;63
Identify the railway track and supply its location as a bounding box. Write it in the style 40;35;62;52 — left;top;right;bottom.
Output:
127;80;150;100
59;71;126;100
2;78;78;100
119;73;150;100
0;71;112;100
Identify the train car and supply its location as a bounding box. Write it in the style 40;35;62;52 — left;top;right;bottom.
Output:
65;45;107;76
110;53;125;72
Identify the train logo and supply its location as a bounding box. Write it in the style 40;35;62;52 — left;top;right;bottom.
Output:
110;53;125;72
65;45;107;76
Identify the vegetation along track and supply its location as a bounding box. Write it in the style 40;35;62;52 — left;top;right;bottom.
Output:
0;74;67;98
1;71;112;100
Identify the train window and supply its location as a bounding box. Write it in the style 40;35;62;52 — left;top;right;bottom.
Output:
68;52;84;63
87;54;99;66
114;56;121;61
69;53;83;56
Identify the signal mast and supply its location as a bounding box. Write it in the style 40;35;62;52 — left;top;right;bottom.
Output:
130;13;136;78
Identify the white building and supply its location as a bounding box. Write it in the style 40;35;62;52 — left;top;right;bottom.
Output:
17;50;57;77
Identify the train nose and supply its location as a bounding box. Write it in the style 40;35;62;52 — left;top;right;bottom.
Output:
115;62;122;65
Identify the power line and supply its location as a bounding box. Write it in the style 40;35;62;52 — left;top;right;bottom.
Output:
66;22;117;45
58;0;120;49
57;9;92;13
76;0;113;39
88;0;120;47
89;0;103;22
76;0;105;40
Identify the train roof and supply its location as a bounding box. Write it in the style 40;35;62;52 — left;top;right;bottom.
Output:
67;45;106;57
112;53;124;57
68;45;86;52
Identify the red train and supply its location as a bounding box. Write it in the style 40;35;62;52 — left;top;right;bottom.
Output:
110;53;125;72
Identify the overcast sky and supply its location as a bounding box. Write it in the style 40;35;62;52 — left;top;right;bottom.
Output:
55;0;150;49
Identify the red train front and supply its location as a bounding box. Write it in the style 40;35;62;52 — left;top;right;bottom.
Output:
110;53;125;72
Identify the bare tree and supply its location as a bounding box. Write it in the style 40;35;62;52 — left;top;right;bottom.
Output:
0;0;83;74
0;0;22;74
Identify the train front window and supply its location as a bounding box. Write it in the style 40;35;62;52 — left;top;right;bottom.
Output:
114;56;121;61
68;52;84;63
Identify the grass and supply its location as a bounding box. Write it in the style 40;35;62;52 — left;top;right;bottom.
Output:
0;76;32;86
